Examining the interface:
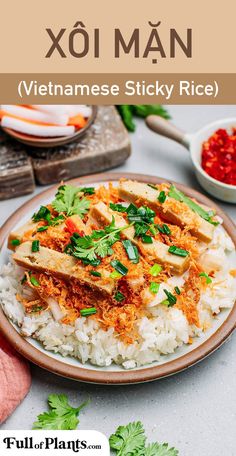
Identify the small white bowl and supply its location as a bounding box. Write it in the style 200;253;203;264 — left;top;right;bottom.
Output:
146;116;236;203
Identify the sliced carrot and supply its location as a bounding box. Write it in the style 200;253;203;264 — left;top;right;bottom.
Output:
68;114;87;129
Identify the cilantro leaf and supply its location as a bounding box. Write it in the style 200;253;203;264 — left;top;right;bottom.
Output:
67;217;128;263
144;442;179;456
109;421;146;456
52;185;90;218
33;394;88;430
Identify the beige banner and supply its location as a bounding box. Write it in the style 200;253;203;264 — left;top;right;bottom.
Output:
0;0;235;74
0;74;236;104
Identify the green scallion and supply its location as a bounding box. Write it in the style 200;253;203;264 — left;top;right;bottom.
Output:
164;289;177;306
32;240;40;252
110;270;122;279
11;239;20;246
109;203;127;213
90;270;101;277
37;226;48;232
111;260;128;276
141;234;153;244
157;224;171;235
199;272;212;284
158;191;166;203
122;240;139;264
149;264;162;276
149;282;160;294
174;286;181;295
30;276;40;287
168;246;189;257
114;291;125;302
80;307;97;317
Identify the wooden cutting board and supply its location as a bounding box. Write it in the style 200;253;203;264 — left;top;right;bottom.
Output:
0;106;131;198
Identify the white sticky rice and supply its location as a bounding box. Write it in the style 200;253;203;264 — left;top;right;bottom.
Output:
0;223;236;369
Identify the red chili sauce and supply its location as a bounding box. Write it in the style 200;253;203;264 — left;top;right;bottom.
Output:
201;128;236;186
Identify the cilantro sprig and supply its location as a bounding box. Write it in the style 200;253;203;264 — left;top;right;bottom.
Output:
33;394;89;430
66;216;129;264
52;184;90;218
110;421;178;456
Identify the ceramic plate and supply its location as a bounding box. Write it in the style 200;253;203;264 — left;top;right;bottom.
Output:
0;172;236;384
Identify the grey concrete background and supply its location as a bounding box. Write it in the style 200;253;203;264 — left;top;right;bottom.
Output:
0;106;236;456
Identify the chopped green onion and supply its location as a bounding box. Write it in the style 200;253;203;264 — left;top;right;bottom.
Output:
149;264;162;276
126;203;138;215
168;184;219;226
90;270;101;277
174;286;181;295
199;272;212;284
157;224;171;236
114;291;125;302
168;246;189;257
161;300;170;307
32;206;51;223
158;191;166;203
122;240;139;264
148;183;158;190
37;226;48;232
30;305;43;313
111;260;128;276
141;234;153;244
110;270;122;279
32;240;40;252
30;276;40;287
163;289;177;306
149;282;160;294
80;307;97;317
11;239;20;246
110;203;127;213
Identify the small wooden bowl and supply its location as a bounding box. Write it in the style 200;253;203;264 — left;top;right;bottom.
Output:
1;106;97;148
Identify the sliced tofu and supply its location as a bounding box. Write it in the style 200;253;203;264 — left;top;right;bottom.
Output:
8;220;36;251
13;241;115;295
118;180;214;243
8;215;89;252
90;202;190;275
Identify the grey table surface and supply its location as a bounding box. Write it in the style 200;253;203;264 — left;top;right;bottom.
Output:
1;105;236;456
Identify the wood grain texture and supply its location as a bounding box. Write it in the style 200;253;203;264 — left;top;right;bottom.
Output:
0;131;35;200
0;172;235;385
31;106;131;184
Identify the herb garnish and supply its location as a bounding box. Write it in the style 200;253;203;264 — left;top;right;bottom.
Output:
33;394;89;430
90;270;102;277
32;206;65;227
79;187;95;195
149;282;160;294
149;264;162;276
114;291;125;302
127;204;156;239
141;234;153;244
30;275;40;287
80;307;97;317
199;272;212;284
52;185;90;218
111;260;128;276
158;191;166;203
168;184;219;226
65;217;128;264
164;289;177;306
11;239;20;246
122;240;139;264
110;420;178;456
174;286;181;295
110;202;127;213
168;246;189;257
157;224;171;236
32;240;40;252
110;270;122;279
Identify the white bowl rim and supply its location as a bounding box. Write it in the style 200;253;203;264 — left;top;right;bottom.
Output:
188;117;236;191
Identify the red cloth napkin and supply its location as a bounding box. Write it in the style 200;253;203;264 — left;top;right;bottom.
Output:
0;333;31;424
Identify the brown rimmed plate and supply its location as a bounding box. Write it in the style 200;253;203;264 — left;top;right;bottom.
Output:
1;106;97;148
0;172;236;384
